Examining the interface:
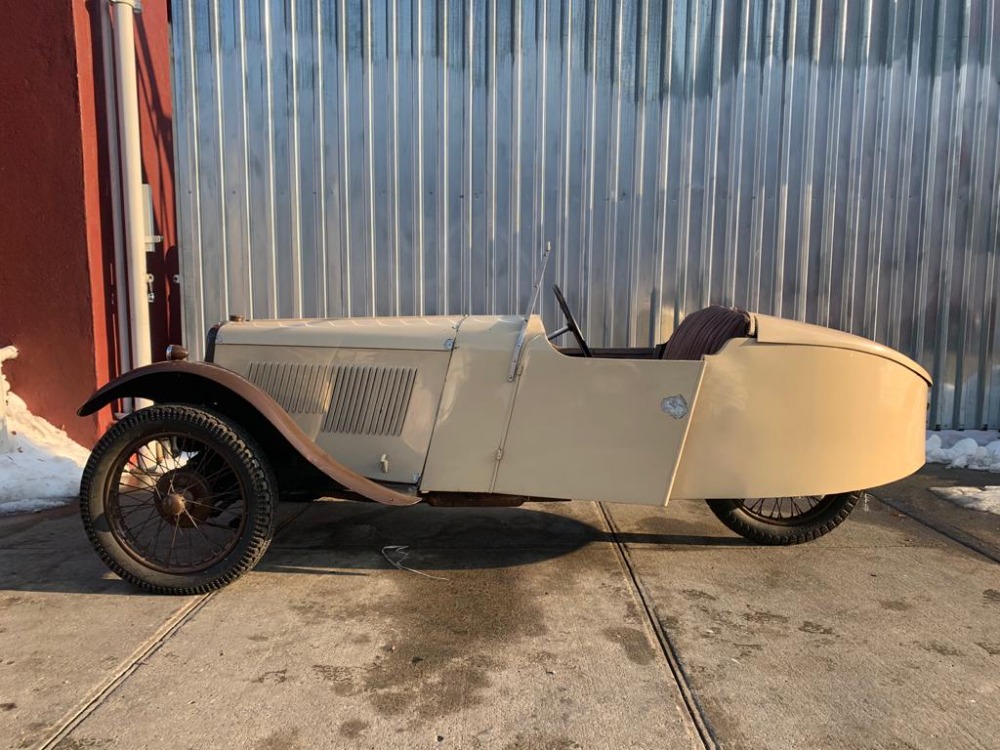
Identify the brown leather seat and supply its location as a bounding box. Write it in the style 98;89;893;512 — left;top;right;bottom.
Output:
658;305;752;360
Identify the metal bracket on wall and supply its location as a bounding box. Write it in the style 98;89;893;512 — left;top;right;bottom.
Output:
142;184;161;304
142;184;162;251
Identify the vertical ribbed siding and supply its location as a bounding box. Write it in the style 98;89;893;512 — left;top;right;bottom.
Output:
172;0;1000;429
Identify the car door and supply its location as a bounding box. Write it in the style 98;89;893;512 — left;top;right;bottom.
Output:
492;327;705;506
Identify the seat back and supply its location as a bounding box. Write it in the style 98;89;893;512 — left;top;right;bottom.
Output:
659;305;752;360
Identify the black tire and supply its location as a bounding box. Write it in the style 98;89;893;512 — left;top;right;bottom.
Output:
80;405;276;594
706;492;862;545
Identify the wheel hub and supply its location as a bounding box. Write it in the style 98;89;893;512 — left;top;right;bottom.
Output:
161;492;187;516
154;469;212;527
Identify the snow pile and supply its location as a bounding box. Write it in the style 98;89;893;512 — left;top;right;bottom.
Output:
931;486;1000;516
0;345;16;452
0;392;89;515
925;430;1000;472
926;430;1000;516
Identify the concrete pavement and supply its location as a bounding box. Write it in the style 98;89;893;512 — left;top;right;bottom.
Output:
1;469;998;749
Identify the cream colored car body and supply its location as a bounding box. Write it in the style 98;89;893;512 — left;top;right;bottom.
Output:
212;312;929;507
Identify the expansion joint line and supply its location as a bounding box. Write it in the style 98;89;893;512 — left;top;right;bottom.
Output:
597;502;720;750
869;491;1000;566
34;505;310;750
35;594;214;750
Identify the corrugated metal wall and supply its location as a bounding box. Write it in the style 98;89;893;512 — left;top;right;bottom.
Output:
171;0;1000;429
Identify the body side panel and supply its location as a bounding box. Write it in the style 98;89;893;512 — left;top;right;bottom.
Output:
671;338;928;499
493;323;705;505
420;316;525;493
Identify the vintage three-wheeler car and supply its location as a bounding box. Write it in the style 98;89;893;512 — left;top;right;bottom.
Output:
78;251;930;594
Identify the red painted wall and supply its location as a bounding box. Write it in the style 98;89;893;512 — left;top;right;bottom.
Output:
0;2;176;446
0;2;115;445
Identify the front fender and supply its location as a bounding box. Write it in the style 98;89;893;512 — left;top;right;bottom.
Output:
79;361;421;506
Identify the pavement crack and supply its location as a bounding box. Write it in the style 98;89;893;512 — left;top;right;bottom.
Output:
597;502;719;750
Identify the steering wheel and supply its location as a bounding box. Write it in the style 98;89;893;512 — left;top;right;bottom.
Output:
549;284;592;357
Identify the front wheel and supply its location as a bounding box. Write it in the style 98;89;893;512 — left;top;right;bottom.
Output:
706;492;862;545
80;405;276;594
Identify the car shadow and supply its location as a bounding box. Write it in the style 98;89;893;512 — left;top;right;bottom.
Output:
256;499;750;575
0;499;748;594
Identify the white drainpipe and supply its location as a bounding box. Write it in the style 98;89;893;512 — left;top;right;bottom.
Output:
99;5;132;414
109;0;152;374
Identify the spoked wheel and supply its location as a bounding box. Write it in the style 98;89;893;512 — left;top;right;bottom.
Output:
80;405;276;594
706;492;862;545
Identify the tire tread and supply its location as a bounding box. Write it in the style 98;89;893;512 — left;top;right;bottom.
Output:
80;405;276;595
706;492;861;545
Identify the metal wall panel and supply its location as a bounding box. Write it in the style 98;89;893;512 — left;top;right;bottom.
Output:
172;0;1000;429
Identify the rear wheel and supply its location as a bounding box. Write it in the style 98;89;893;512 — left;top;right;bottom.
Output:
706;492;861;545
80;405;276;594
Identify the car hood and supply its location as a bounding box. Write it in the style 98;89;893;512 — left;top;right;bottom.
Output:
752;314;931;384
216;315;469;351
